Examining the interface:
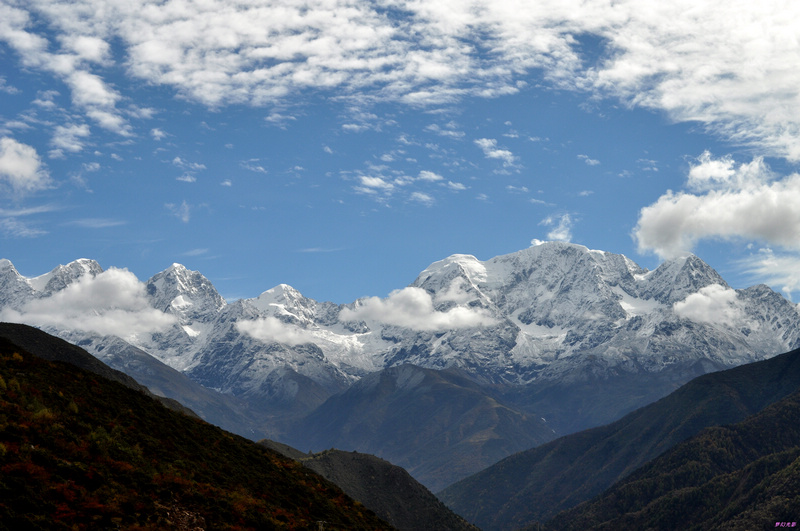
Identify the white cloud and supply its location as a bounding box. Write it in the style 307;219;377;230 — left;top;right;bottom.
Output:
339;286;497;332
0;137;51;194
172;156;206;171
51;123;91;153
236;316;316;346
436;278;474;305
578;154;600;166
240;160;268;174
6;1;800;161
738;248;800;299
65;218;125;228
0;217;47;238
446;181;466;191
0;267;176;338
635;154;800;258
410;191;434;206
165;200;191;223
540;213;573;242
673;284;746;326
417;170;443;182
474;138;517;166
150;128;167;140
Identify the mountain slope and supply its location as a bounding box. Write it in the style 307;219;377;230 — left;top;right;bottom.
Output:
283;364;556;492
438;346;800;530
3;243;800;489
547;389;800;530
263;441;477;531
0;328;391;530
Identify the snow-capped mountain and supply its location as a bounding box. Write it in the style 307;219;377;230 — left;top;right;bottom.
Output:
2;242;799;424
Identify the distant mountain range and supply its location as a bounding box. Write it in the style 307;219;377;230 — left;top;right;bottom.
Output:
2;241;799;488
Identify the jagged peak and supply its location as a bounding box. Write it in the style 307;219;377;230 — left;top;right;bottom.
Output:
26;259;103;292
417;254;487;286
0;258;19;273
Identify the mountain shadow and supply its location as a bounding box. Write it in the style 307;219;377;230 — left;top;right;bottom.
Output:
438;346;800;530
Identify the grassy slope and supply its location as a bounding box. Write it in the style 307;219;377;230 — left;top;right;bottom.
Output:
0;333;391;530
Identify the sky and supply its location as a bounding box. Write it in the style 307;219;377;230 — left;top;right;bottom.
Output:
2;0;800;305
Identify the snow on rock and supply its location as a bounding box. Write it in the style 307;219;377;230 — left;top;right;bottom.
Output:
2;241;799;404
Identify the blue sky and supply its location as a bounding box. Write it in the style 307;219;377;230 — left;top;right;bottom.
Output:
2;0;800;303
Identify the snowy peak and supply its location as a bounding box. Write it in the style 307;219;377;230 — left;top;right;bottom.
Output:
640;254;728;304
145;263;225;322
27;259;103;293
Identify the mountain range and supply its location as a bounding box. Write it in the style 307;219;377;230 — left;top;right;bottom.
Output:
2;241;799;488
438;344;800;529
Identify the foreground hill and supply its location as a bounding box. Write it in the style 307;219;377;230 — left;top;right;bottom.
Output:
547;388;800;530
263;441;477;531
439;346;800;530
0;326;390;530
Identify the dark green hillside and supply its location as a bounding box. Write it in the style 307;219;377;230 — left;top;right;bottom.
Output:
547;389;800;530
263;442;478;531
0;331;391;530
439;346;800;530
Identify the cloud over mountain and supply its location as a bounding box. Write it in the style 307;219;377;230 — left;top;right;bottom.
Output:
339;286;497;331
0;267;176;338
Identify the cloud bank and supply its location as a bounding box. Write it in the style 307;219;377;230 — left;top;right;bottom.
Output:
235;316;316;346
339;286;497;331
0;268;176;337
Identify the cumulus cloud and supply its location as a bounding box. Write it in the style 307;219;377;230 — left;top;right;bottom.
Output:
673;284;746;326
51;124;91;153
540;213;573;242
236;316;316;346
0;137;51;194
339;286;497;331
0;267;176;337
635;154;800;258
474;138;517;167
578;154;600;166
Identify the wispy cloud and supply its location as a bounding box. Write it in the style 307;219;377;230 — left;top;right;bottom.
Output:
64;218;126;228
165;200;191;223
